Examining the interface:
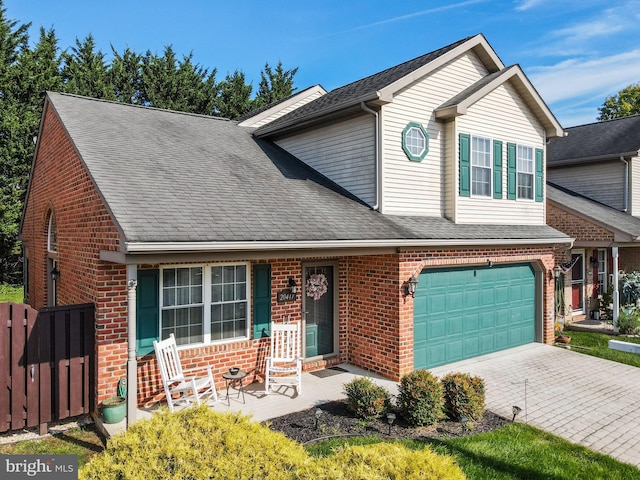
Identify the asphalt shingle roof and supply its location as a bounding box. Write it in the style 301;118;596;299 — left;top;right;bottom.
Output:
253;36;474;137
547;183;640;240
547;115;640;166
47;92;567;246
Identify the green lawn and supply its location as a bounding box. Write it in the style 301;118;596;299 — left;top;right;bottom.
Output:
565;330;640;367
0;284;23;303
0;426;104;468
307;423;640;479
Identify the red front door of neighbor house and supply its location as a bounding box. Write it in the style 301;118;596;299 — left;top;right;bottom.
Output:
571;252;585;314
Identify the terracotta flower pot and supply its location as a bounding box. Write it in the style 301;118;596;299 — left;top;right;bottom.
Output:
555;335;571;344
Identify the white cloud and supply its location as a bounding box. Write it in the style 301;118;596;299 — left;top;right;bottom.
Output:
515;0;548;11
529;50;640;104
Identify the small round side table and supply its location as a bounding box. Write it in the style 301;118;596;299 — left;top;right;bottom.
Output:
222;370;247;405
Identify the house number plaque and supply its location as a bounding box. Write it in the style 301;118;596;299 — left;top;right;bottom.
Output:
277;289;296;303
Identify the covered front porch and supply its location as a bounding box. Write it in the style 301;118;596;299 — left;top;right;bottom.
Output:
97;363;399;438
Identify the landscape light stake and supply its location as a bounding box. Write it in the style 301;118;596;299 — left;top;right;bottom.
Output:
314;408;322;430
386;412;396;435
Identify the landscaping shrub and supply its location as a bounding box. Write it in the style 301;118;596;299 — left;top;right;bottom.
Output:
344;377;391;420
397;369;443;426
618;308;640;335
80;405;308;480
441;372;485;422
300;442;465;480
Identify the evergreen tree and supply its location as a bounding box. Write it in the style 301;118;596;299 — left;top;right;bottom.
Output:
217;70;252;119
253;61;298;109
109;46;143;104
61;34;114;99
141;46;219;114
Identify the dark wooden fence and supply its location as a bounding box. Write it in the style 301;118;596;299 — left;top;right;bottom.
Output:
0;302;95;434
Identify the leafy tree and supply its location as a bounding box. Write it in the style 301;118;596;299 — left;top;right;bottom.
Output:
598;83;640;120
253;61;298;109
61;35;114;99
217;69;252;119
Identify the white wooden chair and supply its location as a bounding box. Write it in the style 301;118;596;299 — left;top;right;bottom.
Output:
153;334;218;412
264;322;303;395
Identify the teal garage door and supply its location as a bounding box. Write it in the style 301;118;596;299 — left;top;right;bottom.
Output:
414;264;535;370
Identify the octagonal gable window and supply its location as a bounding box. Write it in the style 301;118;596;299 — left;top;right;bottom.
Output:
402;122;429;162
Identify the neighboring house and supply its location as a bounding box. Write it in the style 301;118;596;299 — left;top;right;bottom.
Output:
547;115;640;323
21;33;568;415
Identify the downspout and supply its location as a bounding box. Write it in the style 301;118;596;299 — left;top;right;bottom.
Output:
621;156;629;212
612;246;619;332
360;102;380;210
126;265;138;427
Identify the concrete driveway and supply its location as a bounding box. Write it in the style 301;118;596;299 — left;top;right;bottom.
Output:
430;343;640;467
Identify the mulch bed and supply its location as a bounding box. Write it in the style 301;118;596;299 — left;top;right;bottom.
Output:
265;399;509;444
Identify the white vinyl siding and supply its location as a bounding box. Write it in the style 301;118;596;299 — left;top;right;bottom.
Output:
548;162;626;212
455;81;546;224
275;115;376;206
381;51;489;215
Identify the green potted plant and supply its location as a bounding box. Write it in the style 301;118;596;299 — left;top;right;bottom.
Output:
101;378;127;424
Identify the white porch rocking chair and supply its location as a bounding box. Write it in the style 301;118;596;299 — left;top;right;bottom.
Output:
264;322;303;395
153;334;218;412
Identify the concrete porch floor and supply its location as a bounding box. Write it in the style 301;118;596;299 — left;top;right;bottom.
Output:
98;363;399;438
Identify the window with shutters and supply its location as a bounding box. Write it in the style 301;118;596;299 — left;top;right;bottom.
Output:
471;136;492;197
517;145;534;200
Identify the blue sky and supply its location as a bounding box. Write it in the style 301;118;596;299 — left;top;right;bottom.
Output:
5;0;640;127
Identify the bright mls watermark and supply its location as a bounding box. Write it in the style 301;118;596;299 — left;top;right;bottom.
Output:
1;455;77;479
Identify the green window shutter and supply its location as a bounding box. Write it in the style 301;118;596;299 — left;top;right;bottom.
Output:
459;133;471;197
136;269;159;356
253;264;272;339
507;142;516;200
535;148;544;202
493;140;503;199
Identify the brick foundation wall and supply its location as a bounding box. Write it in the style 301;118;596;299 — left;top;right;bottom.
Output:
620;247;640;272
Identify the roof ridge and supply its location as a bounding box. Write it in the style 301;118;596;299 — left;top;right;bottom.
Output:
48;91;233;123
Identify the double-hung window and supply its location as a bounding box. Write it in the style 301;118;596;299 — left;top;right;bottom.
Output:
471;136;491;197
161;263;248;346
517;145;534;200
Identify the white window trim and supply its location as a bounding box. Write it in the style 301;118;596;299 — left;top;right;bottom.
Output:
470;135;492;198
597;249;607;295
516;144;534;201
160;262;251;349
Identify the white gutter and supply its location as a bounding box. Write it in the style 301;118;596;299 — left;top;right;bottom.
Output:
360;102;379;210
123;237;572;254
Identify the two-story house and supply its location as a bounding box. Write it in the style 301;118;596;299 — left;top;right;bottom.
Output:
20;34;568;416
547;114;640;324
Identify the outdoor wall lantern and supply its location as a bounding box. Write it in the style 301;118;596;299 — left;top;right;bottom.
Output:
553;265;562;279
50;266;60;281
589;256;598;268
288;277;297;293
405;275;418;297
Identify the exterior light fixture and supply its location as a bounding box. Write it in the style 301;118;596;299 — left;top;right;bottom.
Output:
288;277;297;293
386;412;396;435
554;265;561;279
512;405;522;422
589;256;598;268
405;275;418;297
50;266;60;281
314;408;322;429
487;259;493;268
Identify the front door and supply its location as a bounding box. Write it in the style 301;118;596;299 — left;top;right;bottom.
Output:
571;252;585;314
302;263;336;359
